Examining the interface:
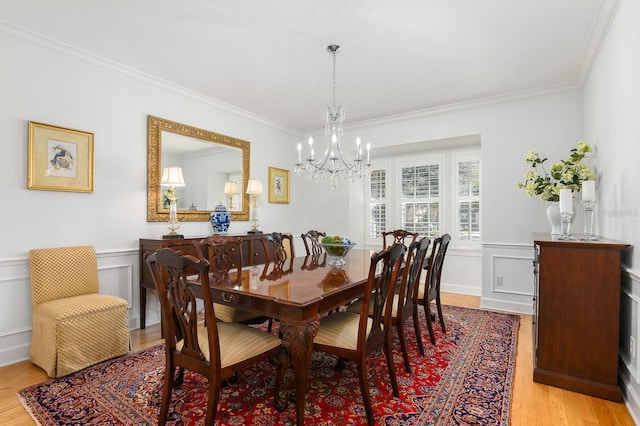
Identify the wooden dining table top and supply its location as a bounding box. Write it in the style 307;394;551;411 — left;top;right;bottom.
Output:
208;248;378;309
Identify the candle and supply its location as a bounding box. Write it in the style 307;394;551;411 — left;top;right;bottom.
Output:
582;180;595;201
308;137;314;160
366;143;371;164
297;143;302;164
559;189;573;213
356;137;361;160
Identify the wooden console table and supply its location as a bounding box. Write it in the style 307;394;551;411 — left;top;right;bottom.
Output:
532;233;630;401
139;233;270;329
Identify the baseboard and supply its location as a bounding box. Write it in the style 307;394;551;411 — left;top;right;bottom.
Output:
479;297;532;315
619;364;640;424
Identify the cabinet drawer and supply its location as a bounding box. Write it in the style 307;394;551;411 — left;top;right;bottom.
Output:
211;288;254;309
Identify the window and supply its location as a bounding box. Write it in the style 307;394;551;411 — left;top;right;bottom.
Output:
456;156;480;241
365;148;480;249
400;163;440;238
367;166;388;238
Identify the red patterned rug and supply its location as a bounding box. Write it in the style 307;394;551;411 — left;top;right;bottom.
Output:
18;305;519;425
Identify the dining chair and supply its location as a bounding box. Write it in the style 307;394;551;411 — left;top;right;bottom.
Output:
194;235;269;325
313;244;404;426
28;245;130;377
261;232;295;262
389;237;430;373
300;229;326;255
145;248;287;425
418;233;451;344
382;229;418;249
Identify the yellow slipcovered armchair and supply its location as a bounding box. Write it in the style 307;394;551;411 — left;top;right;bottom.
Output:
29;245;130;377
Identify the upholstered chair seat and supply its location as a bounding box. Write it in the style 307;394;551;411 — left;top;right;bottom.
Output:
29;246;130;378
178;322;282;367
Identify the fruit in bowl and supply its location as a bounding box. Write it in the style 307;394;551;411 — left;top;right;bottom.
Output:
321;235;356;267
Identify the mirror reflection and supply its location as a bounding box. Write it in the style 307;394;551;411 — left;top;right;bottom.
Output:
147;115;250;223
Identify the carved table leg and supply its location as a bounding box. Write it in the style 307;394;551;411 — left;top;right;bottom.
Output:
280;319;319;426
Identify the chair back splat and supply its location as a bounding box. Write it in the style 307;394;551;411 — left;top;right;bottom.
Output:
382;229;418;249
301;229;326;255
261;232;295;262
193;235;268;325
145;248;287;425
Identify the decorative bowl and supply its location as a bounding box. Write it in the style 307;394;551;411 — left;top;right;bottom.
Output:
321;242;356;267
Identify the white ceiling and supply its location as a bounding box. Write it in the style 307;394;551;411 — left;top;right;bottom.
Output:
1;0;618;133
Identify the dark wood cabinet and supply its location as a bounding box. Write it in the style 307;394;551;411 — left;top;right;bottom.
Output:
139;233;270;329
532;233;630;401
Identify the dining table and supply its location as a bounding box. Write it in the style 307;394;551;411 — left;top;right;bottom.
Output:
195;248;377;426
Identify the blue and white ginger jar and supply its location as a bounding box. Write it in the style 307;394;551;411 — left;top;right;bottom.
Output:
210;202;231;234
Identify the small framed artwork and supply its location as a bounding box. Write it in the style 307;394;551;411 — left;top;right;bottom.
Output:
27;121;94;192
268;167;289;204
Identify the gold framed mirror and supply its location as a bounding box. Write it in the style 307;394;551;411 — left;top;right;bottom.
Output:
147;115;250;222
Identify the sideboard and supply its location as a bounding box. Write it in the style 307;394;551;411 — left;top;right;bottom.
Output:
139;233;270;329
532;233;630;401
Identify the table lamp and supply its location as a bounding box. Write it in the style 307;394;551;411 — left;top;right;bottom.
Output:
160;166;185;238
223;181;239;210
246;179;263;234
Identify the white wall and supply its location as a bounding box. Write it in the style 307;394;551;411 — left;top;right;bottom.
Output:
297;90;584;307
582;0;640;420
0;24;301;365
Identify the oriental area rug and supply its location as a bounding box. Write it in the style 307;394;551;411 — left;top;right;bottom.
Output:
18;305;519;425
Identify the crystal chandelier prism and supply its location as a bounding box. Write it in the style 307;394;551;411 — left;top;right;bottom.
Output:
294;44;371;189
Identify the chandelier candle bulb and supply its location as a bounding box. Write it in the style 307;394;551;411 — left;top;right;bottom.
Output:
582;180;595;201
559;189;573;213
297;143;302;164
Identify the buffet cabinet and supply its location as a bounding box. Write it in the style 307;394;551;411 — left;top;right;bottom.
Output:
139;233;270;329
532;233;630;401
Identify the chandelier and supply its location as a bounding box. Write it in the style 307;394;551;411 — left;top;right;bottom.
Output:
294;44;371;189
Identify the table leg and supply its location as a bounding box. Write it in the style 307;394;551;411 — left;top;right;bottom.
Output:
280;319;319;426
140;286;147;329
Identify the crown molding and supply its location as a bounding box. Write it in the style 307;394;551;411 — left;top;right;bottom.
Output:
0;20;300;137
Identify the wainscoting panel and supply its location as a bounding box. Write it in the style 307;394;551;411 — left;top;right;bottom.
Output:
0;249;138;368
481;242;535;314
620;268;640;423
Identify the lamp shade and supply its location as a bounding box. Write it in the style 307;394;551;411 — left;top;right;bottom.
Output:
160;167;185;187
223;181;239;195
246;179;264;195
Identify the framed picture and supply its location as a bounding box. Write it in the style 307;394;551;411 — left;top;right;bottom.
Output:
268;167;289;204
27;121;94;192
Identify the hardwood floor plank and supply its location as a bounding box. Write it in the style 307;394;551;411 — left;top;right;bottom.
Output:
0;292;634;425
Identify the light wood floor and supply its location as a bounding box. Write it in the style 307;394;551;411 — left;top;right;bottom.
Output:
0;293;635;425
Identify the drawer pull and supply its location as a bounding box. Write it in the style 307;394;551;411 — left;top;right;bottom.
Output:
221;293;234;303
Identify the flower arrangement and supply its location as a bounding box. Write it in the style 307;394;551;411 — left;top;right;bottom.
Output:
517;141;595;202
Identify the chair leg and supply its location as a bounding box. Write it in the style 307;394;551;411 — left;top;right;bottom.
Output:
436;297;446;334
274;349;288;411
412;307;425;356
159;362;175;425
205;378;222;426
425;303;436;345
357;360;375;426
384;340;400;398
396;319;412;373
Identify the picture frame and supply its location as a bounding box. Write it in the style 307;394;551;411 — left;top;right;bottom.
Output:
268;167;290;204
27;121;94;192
